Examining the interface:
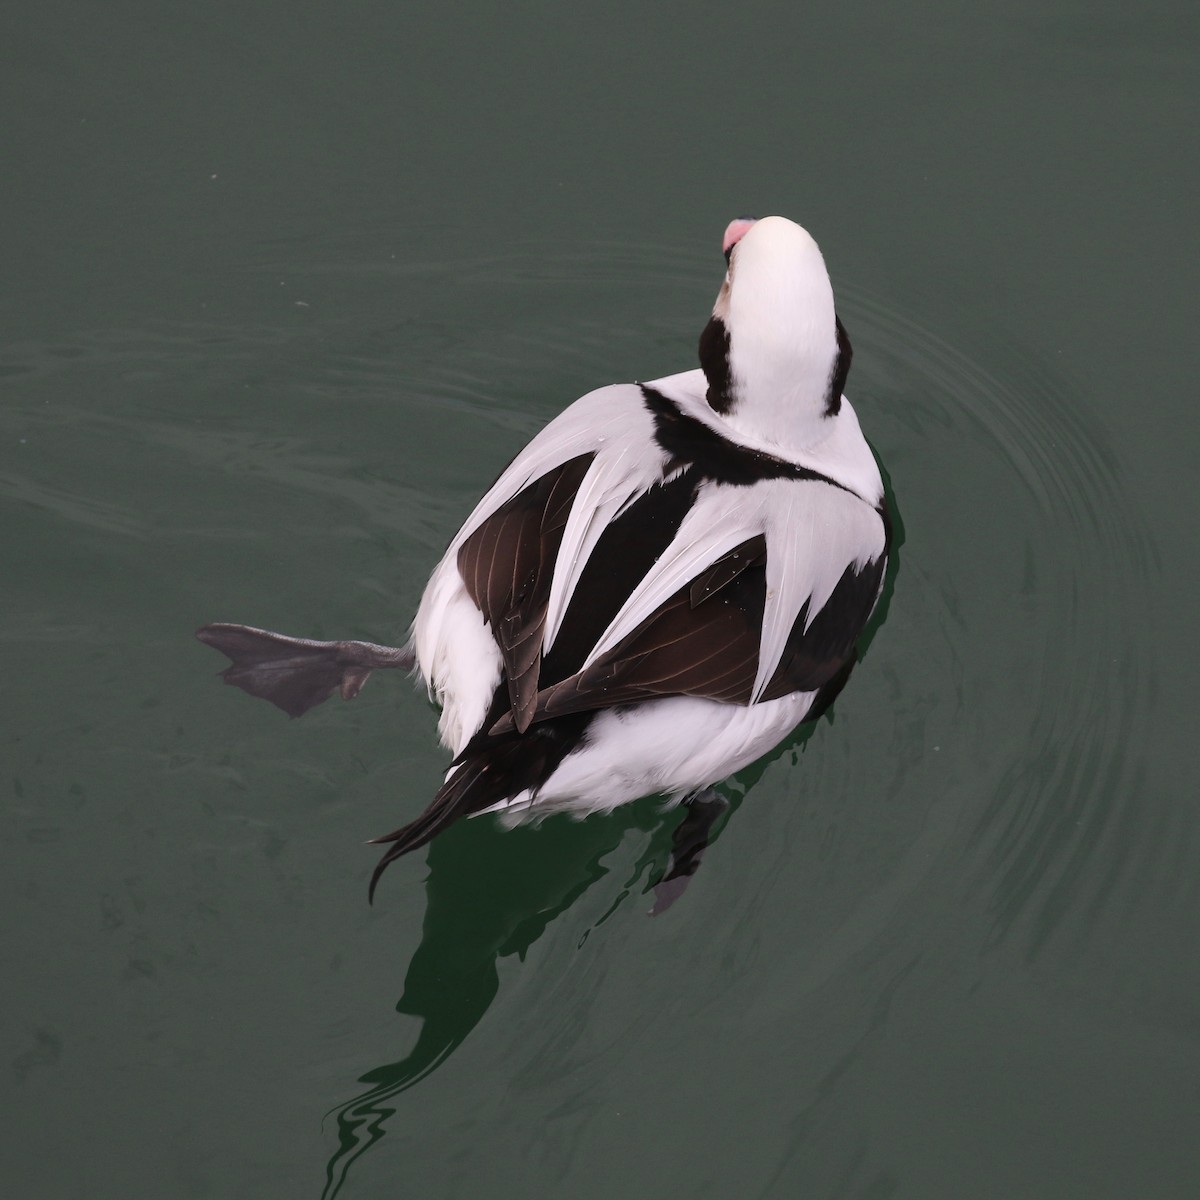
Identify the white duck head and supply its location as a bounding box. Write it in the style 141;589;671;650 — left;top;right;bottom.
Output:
699;215;851;453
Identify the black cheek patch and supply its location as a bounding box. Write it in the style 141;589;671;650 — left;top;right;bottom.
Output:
698;316;735;415
825;316;852;417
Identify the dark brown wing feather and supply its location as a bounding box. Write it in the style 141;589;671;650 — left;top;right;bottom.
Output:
760;554;886;700
489;536;768;732
457;454;594;732
489;536;887;734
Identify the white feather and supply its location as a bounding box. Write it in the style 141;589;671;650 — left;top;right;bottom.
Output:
445;383;649;557
581;481;757;669
542;398;670;650
719;217;841;453
582;472;884;686
752;481;887;700
413;557;502;753
412;216;889;787
475;690;818;820
645;369;883;507
414;383;668;748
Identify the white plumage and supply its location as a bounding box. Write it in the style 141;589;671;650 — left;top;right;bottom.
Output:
475;692;818;822
410;217;886;816
199;214;892;899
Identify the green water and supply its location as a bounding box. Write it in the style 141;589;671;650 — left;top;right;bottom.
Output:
4;2;1198;1197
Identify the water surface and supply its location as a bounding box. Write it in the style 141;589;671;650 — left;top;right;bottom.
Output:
4;2;1198;1197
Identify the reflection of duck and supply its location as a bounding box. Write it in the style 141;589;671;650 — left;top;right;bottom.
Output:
318;717;841;1199
199;216;891;901
318;806;664;1199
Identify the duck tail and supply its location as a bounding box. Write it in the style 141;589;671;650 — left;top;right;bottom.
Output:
366;754;504;902
366;711;593;901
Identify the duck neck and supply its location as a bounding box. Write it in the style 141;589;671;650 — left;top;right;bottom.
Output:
699;314;851;456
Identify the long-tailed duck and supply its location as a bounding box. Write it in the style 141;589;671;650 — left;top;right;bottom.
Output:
199;215;892;904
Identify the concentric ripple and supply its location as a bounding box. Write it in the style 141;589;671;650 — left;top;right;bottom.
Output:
7;234;1160;1192
844;285;1159;957
289;238;1161;1194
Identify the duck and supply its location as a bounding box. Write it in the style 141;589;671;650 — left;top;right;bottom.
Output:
198;215;892;904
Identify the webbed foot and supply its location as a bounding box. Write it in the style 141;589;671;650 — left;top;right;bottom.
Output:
650;787;730;914
196;622;415;718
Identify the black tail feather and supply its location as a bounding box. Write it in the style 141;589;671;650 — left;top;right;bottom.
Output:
367;760;501;902
366;710;594;901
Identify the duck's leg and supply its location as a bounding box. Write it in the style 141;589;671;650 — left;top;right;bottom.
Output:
196;622;416;718
650;787;730;915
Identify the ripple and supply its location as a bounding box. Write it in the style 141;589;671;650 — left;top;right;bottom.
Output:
844;286;1158;958
58;238;1149;1194
6;240;1161;966
445;242;1164;964
7;240;1168;1191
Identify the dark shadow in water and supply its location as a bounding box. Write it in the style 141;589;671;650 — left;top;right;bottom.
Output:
319;800;678;1198
320;484;902;1198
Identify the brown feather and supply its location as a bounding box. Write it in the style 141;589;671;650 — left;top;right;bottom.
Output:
456;454;595;732
487;536;886;735
489;536;768;733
